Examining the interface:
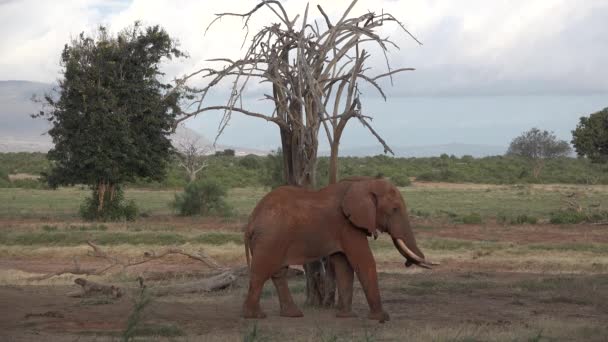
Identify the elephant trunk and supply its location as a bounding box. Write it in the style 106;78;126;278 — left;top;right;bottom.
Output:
389;213;439;269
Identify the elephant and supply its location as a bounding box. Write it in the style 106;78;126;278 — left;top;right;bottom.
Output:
242;176;437;321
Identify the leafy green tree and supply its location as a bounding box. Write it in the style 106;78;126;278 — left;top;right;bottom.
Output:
506;128;572;179
262;148;285;189
34;23;187;219
572;107;608;164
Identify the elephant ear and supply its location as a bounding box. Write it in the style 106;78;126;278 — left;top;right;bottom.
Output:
341;181;377;236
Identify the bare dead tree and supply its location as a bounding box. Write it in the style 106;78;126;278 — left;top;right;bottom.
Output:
174;133;212;183
174;0;419;307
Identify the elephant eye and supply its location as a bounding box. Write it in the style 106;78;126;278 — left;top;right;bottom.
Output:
392;207;398;212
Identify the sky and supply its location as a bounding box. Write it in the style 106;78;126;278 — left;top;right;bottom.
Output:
1;0;607;151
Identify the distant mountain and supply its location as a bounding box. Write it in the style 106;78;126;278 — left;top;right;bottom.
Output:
0;80;269;155
326;143;508;158
0;80;54;152
171;125;268;156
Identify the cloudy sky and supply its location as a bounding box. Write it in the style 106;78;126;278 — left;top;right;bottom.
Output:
1;0;607;151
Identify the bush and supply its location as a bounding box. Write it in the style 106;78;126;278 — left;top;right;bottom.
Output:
172;179;234;217
511;214;538;225
461;213;483;224
239;155;263;170
549;210;587;224
390;174;411;187
79;187;138;221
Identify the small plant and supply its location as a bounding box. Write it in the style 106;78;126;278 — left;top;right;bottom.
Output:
42;225;58;232
461;213;483;224
510;214;538;225
122;279;152;342
390;174;411;187
172;179;234;217
243;323;265;342
549;210;587;224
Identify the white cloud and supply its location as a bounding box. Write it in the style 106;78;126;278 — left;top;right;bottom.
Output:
1;0;606;94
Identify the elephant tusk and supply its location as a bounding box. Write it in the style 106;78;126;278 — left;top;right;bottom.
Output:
396;239;439;269
396;239;426;264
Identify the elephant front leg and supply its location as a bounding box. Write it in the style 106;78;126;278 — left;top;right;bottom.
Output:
271;267;303;317
330;253;356;318
343;236;390;323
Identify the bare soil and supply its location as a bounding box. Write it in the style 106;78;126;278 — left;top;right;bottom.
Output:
1;222;607;341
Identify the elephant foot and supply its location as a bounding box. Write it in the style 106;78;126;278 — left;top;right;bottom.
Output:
242;307;267;319
368;310;390;323
336;310;357;318
280;306;303;318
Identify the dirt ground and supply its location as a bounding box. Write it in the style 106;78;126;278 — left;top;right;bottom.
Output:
1;220;607;342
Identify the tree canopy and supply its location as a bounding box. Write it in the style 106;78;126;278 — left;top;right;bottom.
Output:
34;22;187;213
506;128;572;160
571;107;608;164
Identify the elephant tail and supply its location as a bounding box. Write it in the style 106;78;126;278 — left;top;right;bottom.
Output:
244;230;252;269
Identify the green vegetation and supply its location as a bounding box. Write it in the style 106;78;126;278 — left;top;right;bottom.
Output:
3;152;608;190
172;179;234;217
0;230;243;246
79;187;138;221
459;212;483;224
572;107;608;164
1;183;607;223
122;284;153;341
32;23;189;221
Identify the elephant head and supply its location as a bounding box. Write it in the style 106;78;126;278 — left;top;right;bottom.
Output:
341;178;437;269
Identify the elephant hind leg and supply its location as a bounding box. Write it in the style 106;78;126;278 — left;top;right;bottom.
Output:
242;273;268;319
271;267;303;317
330;252;357;318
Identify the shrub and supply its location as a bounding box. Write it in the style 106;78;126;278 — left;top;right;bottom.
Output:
390;174;411;187
172;179;234;217
239;155;263;169
510;214;538;225
461;213;483;224
549;210;587;224
79;187;138;221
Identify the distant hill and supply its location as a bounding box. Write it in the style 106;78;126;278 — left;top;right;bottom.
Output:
1;80;507;157
0;80;269;155
327;143;508;158
0;80;54;152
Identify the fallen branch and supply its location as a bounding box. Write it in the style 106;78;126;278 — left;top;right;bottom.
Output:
29;241;231;281
149;271;237;296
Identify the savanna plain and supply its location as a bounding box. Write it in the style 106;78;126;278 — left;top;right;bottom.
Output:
1;183;607;341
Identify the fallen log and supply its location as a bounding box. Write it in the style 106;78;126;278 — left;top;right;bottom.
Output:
149;270;238;296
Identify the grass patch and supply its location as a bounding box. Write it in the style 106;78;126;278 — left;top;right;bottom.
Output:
0;231;244;246
193;232;243;245
526;243;608;254
402;279;493;296
459;212;483;224
131;324;184;337
499;214;538;225
514;277;575;292
539;296;591;305
3;185;608;222
80;298;114;306
420;238;501;251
